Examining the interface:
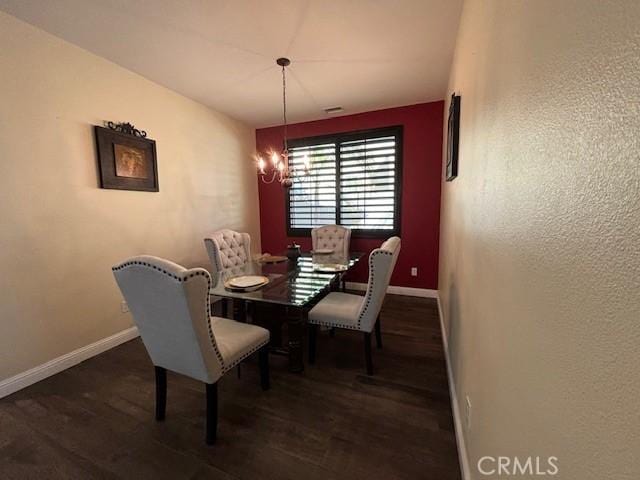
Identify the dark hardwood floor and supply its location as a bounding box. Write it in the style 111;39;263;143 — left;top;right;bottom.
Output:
0;295;460;480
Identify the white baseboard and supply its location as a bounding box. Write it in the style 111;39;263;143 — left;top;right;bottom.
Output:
0;326;139;399
345;282;439;298
437;296;472;480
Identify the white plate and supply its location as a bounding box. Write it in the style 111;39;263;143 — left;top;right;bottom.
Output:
313;263;348;273
311;248;334;254
228;275;269;288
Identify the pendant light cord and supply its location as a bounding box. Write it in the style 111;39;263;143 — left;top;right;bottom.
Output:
282;63;288;153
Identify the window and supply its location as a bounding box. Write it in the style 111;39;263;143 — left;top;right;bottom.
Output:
286;126;402;237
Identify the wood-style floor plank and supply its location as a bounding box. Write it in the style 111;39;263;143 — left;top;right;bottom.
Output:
0;295;460;480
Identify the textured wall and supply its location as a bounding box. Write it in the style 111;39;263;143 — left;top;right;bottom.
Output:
439;1;640;478
0;12;260;381
256;102;443;289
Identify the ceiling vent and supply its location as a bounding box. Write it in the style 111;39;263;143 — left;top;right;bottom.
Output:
324;106;344;115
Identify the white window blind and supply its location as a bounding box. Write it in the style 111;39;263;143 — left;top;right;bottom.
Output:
339;135;397;231
287;126;401;237
287;143;337;229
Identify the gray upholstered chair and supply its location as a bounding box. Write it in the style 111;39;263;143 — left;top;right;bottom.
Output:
112;255;270;445
307;237;401;375
311;224;351;258
204;229;252;274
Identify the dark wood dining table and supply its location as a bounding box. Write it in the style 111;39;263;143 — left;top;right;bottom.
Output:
209;251;364;372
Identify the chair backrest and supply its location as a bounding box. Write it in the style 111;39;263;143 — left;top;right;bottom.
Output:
204;229;251;273
357;237;401;331
311;225;351;257
112;255;224;384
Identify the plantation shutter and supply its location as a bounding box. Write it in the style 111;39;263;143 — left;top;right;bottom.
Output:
286;126;401;236
287;142;337;229
338;134;398;231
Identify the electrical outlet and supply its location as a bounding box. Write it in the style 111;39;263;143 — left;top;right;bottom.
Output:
121;300;129;313
465;396;472;431
411;267;418;277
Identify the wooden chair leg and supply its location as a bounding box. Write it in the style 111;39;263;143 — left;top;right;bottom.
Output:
364;333;373;375
154;366;167;421
259;346;270;390
205;382;218;445
308;324;317;364
221;298;228;318
375;315;382;349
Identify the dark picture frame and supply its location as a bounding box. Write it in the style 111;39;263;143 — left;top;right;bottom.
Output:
95;124;159;191
446;94;461;181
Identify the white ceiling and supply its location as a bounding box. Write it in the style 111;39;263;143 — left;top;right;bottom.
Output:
0;0;462;127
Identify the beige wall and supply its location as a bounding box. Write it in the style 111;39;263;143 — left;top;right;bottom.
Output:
439;1;639;479
0;12;260;381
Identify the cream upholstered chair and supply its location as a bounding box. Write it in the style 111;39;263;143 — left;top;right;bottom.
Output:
204;229;252;273
204;229;252;318
311;224;351;257
112;255;270;445
307;237;401;375
312;225;351;292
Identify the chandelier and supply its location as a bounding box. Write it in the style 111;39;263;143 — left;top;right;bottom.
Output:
256;57;310;188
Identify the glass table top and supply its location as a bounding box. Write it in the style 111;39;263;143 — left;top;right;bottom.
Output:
209;252;363;308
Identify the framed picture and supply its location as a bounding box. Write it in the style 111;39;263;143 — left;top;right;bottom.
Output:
446;94;461;181
94;123;158;191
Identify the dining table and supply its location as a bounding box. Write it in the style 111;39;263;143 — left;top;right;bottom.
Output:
209;251;364;372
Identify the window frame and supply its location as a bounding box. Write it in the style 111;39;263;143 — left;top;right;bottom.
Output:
285;125;403;239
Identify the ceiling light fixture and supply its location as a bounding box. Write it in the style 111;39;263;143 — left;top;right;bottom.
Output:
256;57;309;188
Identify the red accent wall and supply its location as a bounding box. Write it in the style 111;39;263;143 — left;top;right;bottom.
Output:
256;101;444;289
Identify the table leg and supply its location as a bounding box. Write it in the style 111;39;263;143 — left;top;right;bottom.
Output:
254;303;282;348
221;298;228;318
287;307;305;373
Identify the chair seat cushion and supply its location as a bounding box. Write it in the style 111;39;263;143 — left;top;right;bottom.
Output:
308;292;364;331
210;317;269;372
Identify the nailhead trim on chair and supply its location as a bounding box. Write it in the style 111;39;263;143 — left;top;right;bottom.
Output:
307;318;364;331
112;260;225;368
221;340;269;373
357;250;394;329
